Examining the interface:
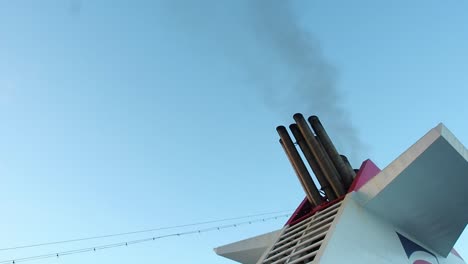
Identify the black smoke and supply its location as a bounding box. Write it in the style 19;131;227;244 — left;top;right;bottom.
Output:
162;0;364;162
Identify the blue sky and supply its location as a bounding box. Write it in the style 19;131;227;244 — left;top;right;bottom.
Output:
0;1;466;263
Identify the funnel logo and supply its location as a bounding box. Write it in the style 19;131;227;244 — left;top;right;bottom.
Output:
397;233;439;264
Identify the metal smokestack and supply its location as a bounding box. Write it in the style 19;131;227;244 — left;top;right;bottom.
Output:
292;114;345;197
314;135;345;185
279;140;312;204
277;126;322;206
308;116;356;189
340;155;355;179
289;124;337;201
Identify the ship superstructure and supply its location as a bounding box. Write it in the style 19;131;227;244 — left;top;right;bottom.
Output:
215;114;467;264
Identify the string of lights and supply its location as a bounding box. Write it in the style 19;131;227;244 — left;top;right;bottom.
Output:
0;209;291;252
0;213;291;264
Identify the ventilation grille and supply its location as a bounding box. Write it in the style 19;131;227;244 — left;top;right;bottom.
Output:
260;201;342;264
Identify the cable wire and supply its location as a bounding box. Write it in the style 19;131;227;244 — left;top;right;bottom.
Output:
0;209;291;252
0;213;290;264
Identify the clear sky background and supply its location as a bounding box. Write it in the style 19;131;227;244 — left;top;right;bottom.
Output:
0;1;467;263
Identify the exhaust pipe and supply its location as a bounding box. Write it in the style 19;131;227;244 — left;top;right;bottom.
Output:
315;135;344;185
289;124;337;201
277;126;323;206
293;114;345;197
340;155;355;180
308;116;356;189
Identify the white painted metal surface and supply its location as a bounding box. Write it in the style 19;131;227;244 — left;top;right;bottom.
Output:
214;230;282;264
356;123;468;256
315;194;465;264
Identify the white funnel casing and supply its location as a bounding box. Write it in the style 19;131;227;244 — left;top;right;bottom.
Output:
215;122;467;264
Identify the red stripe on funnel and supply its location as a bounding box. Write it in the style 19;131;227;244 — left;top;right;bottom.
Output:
285;198;312;226
349;159;381;191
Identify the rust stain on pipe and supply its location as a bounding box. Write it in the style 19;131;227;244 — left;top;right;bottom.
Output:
289;124;337;201
309;116;355;189
277;126;323;206
293;114;345;197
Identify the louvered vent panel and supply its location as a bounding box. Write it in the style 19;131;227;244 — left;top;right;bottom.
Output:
260;201;342;264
